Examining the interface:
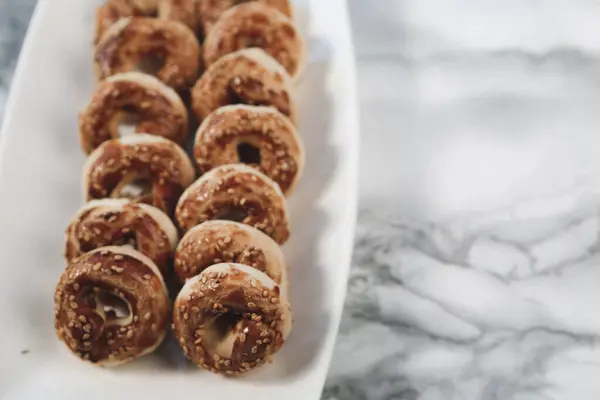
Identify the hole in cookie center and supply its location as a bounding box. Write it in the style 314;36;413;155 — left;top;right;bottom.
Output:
203;312;244;357
118;106;140;137
237;142;261;165
119;177;153;199
217;207;248;223
96;289;131;325
136;54;165;76
214;313;242;338
113;231;138;249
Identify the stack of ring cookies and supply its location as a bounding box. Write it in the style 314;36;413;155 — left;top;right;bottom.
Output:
54;0;306;376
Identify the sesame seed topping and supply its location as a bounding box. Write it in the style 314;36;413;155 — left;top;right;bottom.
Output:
270;297;278;304
111;266;124;273
143;274;152;280
126;330;134;338
144;312;151;320
93;263;101;271
114;255;123;260
262;290;269;297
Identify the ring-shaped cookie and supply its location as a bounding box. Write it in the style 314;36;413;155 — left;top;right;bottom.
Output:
172;263;292;375
83;134;195;216
175;164;289;243
54;246;170;366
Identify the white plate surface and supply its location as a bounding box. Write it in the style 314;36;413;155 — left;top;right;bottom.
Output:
0;0;359;398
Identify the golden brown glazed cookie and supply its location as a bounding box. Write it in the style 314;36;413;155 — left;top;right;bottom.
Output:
196;0;292;38
83;134;195;216
54;246;170;366
95;17;201;91
174;220;287;288
191;48;297;124
175;164;290;243
172;263;292;375
203;3;305;80
95;0;197;44
193;105;304;196
65;199;178;274
79;72;189;154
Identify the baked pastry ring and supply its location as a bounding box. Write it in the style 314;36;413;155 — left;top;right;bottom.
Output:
95;0;197;44
79;72;188;154
172;263;292;375
83;134;195;216
65;199;178;275
54;246;170;366
196;0;292;38
193;105;304;196
203;3;305;80
175;164;290;244
95;17;201;91
174;220;287;289
191;48;296;124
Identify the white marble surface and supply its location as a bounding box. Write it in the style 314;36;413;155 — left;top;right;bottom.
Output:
4;0;600;399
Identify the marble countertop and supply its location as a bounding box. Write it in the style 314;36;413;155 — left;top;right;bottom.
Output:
4;0;600;399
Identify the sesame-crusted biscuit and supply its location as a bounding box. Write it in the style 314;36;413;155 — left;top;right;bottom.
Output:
175;164;290;243
191;48;297;125
95;17;201;91
65;199;178;274
174;220;287;292
54;246;170;366
172;263;292;375
83;134;195;216
79;72;189;154
203;3;305;80
194;105;304;196
196;0;292;38
95;0;197;44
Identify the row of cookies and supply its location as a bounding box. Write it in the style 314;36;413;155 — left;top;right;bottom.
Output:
54;0;306;375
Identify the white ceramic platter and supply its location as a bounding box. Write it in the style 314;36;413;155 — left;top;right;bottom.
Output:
0;0;359;398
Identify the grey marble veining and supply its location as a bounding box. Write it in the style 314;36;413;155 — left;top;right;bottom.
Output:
5;1;600;399
0;0;35;122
